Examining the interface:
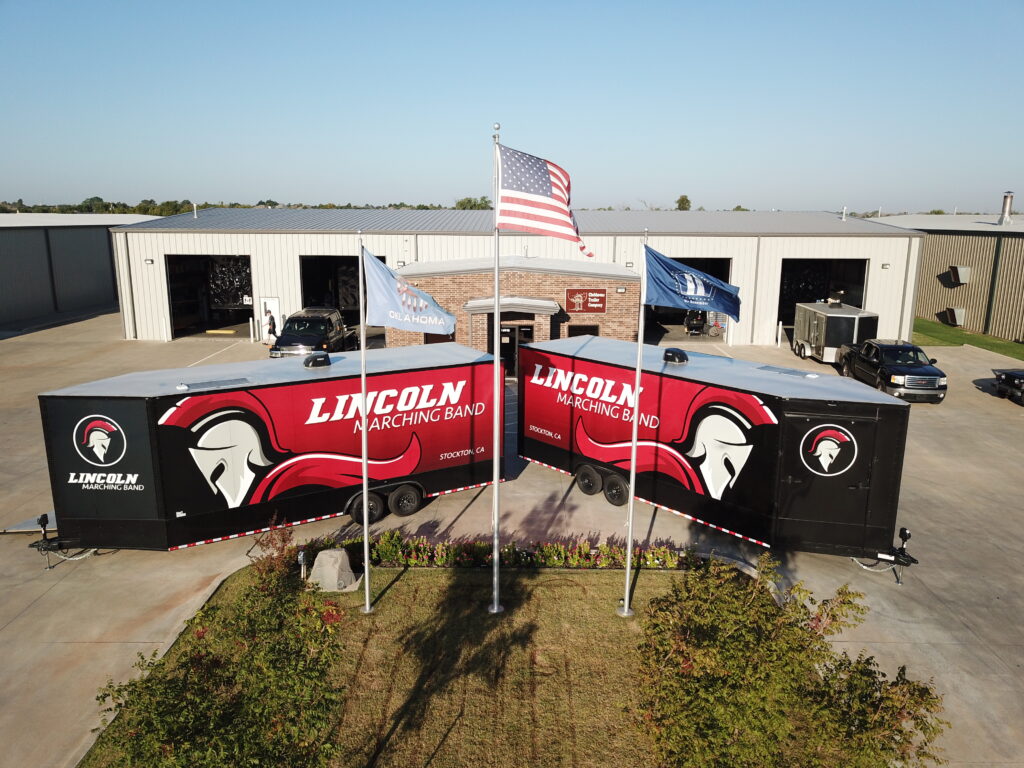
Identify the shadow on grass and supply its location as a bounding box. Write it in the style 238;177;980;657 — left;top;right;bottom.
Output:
361;565;541;766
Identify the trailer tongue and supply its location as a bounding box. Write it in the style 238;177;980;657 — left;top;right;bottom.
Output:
518;336;912;560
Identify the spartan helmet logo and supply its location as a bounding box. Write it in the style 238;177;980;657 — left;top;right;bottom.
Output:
73;416;127;467
184;411;274;508
799;425;858;477
685;405;755;500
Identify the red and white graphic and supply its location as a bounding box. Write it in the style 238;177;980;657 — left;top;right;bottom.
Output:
158;365;493;511
799;425;858;476
522;354;776;501
397;277;428;313
73;415;126;467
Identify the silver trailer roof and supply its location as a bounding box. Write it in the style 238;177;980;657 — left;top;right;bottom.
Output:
795;302;878;318
42;343;491;399
524;336;902;406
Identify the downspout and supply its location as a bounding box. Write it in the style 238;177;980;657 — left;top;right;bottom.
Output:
897;237;913;341
983;235;1004;335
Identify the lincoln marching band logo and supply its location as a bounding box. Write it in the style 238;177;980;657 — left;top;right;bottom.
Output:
799;424;858;476
73;415;127;467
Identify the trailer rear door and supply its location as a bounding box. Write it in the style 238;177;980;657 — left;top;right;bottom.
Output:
774;412;878;556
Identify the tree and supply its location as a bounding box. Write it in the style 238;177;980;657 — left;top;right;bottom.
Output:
256;199;279;208
454;196;492;210
637;556;947;768
928;209;946;215
675;195;692;211
732;204;750;211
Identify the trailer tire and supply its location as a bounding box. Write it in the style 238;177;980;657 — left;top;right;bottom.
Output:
603;474;629;506
388;484;422;517
797;343;808;360
575;464;603;495
348;491;386;524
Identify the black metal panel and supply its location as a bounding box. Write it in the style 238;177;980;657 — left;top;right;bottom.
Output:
39;395;159;525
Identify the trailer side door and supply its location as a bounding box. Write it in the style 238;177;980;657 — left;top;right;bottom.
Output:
774;411;878;556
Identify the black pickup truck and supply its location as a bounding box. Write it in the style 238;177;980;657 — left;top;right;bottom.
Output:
836;339;947;403
994;370;1024;405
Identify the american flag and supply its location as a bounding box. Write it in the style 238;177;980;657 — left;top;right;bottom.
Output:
496;144;594;258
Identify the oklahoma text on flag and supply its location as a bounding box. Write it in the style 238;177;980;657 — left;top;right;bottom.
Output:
496;144;594;258
362;247;456;335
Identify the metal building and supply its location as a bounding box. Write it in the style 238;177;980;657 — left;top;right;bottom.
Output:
0;213;158;328
111;208;922;347
879;199;1024;342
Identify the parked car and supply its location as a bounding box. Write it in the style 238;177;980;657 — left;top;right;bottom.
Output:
269;307;357;358
836;339;947;403
994;370;1024;405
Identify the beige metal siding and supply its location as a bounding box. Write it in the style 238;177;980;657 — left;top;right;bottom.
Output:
117;229;921;346
914;234;996;331
989;236;1024;341
0;228;53;323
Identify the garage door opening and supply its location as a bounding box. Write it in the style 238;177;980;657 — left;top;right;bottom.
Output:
166;255;252;339
646;257;731;343
300;255;360;326
777;259;867;326
301;254;388;346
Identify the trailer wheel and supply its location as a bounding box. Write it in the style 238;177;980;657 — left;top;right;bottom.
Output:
603;474;629;506
348;492;386;524
388;484;422;517
575;464;603;495
797;343;808;360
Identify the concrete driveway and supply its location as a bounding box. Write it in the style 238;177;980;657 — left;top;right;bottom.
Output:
1;313;1022;766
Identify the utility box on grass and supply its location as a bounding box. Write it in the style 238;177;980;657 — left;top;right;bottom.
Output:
39;344;498;550
518;336;910;559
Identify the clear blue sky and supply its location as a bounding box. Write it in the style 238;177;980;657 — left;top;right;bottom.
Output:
2;0;1021;213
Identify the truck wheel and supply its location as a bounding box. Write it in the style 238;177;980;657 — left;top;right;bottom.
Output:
575;464;603;495
603;474;629;507
388;484;422;516
876;380;887;393
348;491;386;524
841;360;851;377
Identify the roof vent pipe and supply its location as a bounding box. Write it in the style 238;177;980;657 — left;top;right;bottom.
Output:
193;203;198;219
998;191;1013;226
841;206;847;221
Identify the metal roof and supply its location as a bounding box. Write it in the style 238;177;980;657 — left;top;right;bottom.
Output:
41;343;490;399
112;207;918;237
874;214;1024;234
526;336;904;405
400;255;639;281
0;213;161;228
464;297;562;315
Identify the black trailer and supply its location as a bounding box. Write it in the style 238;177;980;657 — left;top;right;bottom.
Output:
39;344;497;550
792;302;879;364
519;336;911;559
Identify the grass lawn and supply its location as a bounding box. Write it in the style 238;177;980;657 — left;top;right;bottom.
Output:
913;317;1024;361
83;566;676;768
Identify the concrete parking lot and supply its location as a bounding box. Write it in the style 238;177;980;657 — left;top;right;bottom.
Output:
1;312;1022;767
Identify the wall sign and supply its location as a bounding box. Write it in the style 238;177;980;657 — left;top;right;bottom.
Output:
566;289;607;314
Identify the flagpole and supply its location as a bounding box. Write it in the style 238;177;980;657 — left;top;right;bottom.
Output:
358;235;373;615
489;124;504;615
618;228;649;618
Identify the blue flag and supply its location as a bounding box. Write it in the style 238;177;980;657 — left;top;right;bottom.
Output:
643;245;741;321
362;247;456;335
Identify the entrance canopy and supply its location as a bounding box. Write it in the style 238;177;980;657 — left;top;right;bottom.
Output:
463;296;561;316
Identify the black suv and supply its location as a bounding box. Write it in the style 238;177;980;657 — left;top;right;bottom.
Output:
994;370;1024;405
269;307;357;358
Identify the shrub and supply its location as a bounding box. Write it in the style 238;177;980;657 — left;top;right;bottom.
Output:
372;529;404;566
96;527;345;768
636;555;947;767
